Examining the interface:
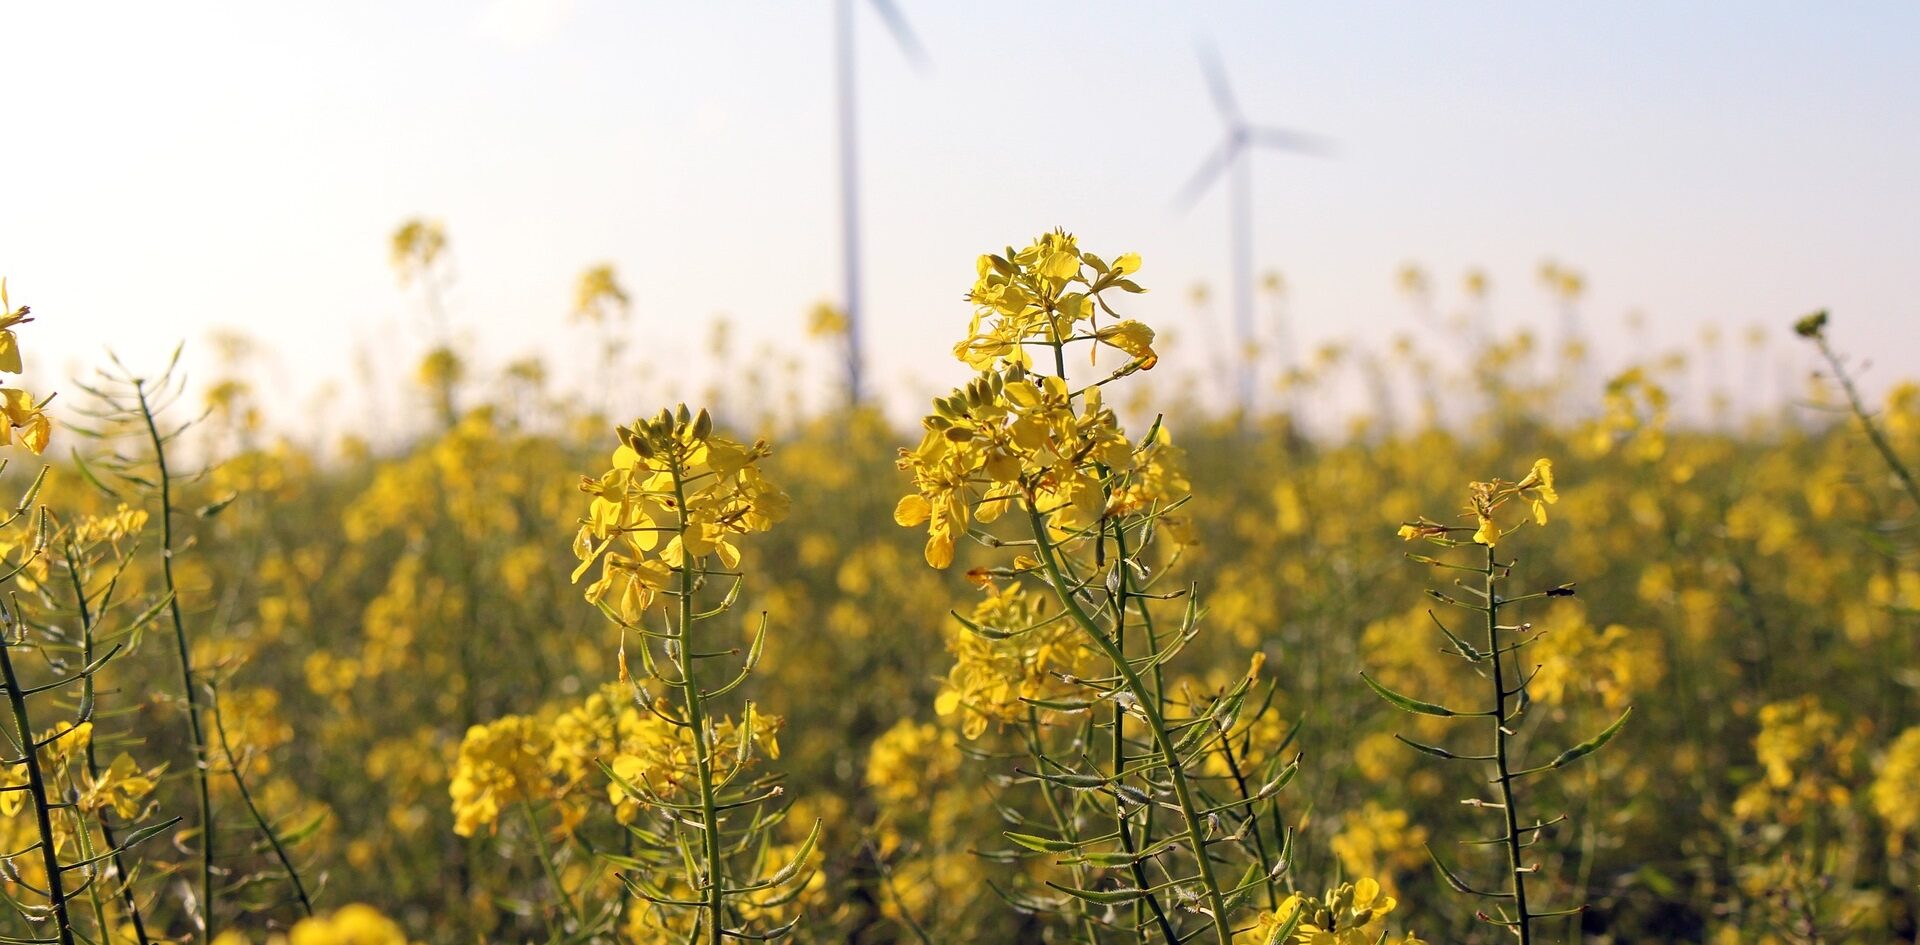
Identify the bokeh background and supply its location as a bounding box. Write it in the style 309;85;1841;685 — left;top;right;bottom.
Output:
0;4;1917;945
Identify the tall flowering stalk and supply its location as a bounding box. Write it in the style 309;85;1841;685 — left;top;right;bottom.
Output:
570;404;815;944
0;282;176;945
1794;310;1920;514
1377;460;1630;943
896;232;1381;945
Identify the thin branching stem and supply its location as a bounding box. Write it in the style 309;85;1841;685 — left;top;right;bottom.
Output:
0;637;75;945
62;548;152;945
670;456;728;945
1809;331;1920;513
1106;521;1182;943
1028;509;1232;945
207;687;314;917
520;800;586;932
133;382;217;937
1486;545;1533;944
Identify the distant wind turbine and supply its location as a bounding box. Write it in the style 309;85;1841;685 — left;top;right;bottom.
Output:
1173;43;1329;416
836;0;926;406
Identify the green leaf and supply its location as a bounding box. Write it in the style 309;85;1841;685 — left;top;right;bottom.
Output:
1045;882;1147;905
1550;706;1632;769
1393;734;1481;761
1426;845;1509;900
1360;672;1462;717
1004;832;1081;854
1024;770;1110;791
1262;909;1302;945
196;492;239;518
69;448;120;499
951;609;1017;640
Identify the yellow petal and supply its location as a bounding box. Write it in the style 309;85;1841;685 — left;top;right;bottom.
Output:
893;493;931;527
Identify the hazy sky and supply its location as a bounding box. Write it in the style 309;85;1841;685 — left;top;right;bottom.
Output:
3;1;1916;426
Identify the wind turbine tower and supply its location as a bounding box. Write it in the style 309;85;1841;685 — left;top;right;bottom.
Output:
1174;44;1328;417
835;0;925;406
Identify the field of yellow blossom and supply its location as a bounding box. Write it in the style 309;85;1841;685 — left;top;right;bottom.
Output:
0;230;1912;945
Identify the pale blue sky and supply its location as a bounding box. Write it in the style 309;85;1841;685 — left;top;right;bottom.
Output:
2;1;1915;427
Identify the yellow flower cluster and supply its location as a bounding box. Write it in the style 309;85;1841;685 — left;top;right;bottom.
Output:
1241;878;1426;945
1732;696;1864;825
933;583;1098;739
448;715;551;838
953;228;1153;371
573;405;788;619
450;684;785;838
213;904;414;945
1398;457;1557;546
1526;601;1666;710
1869;726;1920;852
864;719;960;807
1329;802;1429;892
0;279;50;454
896;230;1187;569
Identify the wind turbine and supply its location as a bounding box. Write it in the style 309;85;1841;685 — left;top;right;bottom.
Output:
835;0;926;407
1173;43;1328;417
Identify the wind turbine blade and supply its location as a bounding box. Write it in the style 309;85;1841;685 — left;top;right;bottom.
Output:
1196;40;1241;123
1170;137;1239;214
867;0;929;69
1248;126;1336;156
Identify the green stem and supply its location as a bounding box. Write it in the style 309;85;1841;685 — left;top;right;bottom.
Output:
1017;710;1103;945
670;458;727;945
1486;545;1532;944
135;383;217;938
1029;509;1232;945
1106;522;1183;942
0;639;75;945
208;689;314;916
864;835;939;945
1813;334;1920;512
521;800;586;932
62;547;154;945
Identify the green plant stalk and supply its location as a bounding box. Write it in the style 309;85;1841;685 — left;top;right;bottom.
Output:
670;458;728;945
1485;545;1532;944
62;549;154;945
1016;709;1104;945
1811;333;1920;512
520;800;586;933
1105;522;1182;942
864;834;938;945
208;690;314;917
135;384;216;937
1028;508;1232;945
0;640;76;945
